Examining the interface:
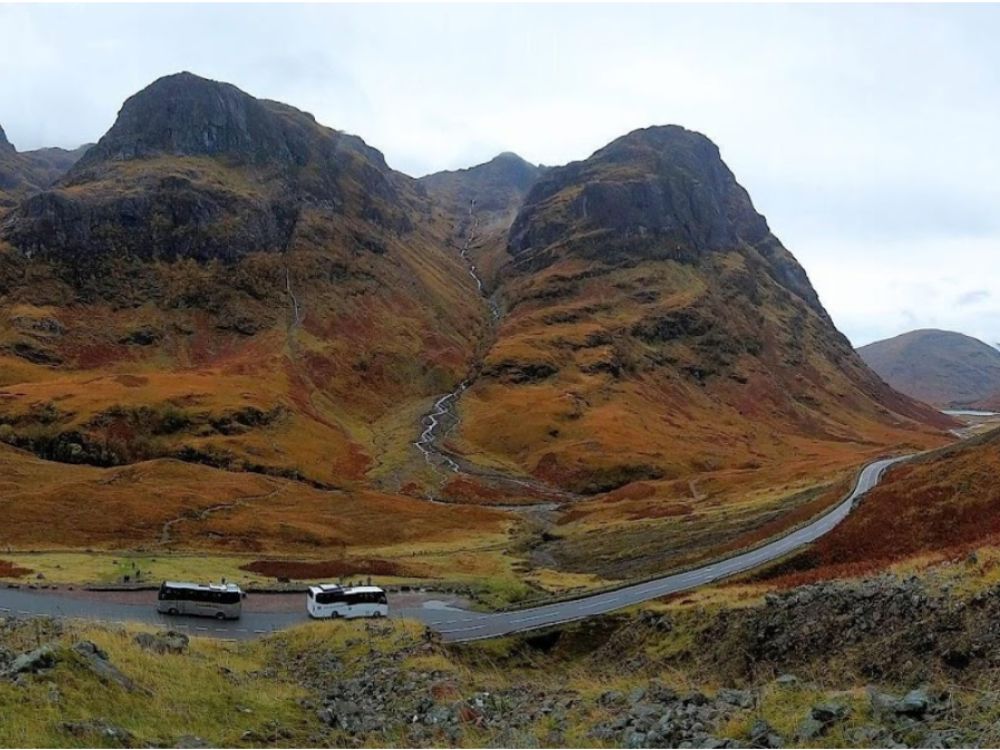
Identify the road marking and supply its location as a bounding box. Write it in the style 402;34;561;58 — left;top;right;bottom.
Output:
437;623;487;635
509;613;554;624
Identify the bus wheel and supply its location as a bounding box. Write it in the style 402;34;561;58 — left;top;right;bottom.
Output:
168;608;179;616
215;612;226;620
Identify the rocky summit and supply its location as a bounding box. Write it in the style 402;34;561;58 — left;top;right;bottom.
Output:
3;72;418;265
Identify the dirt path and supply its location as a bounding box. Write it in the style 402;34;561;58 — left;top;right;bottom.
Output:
159;485;282;547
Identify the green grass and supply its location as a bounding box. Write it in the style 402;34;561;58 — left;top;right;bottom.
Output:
0;624;309;747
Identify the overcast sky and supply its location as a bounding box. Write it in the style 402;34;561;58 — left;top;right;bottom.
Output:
1;3;998;348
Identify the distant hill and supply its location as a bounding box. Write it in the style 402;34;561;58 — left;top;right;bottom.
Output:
858;329;1000;408
0;123;91;209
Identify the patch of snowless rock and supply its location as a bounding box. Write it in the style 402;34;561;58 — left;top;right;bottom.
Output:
690;571;991;680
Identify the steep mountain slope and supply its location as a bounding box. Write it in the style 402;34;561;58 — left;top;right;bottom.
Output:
439;126;951;572
858;329;1000;408
420;152;542;292
0;124;90;209
0;73;489;489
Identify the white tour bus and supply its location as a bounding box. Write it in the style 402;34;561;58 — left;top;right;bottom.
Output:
307;584;388;619
157;581;244;620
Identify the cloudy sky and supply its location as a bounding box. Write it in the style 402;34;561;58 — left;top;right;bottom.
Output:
1;3;998;348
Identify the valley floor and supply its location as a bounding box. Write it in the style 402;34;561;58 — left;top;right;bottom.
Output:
4;551;1000;748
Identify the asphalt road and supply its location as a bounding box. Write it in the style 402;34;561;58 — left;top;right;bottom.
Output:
0;456;904;642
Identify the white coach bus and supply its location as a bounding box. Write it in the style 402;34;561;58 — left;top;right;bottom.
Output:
307;584;388;619
157;581;244;620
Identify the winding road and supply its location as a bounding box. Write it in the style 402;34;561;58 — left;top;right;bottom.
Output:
0;456;905;642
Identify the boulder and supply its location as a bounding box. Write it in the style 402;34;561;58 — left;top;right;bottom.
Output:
7;645;55;675
133;630;189;655
810;702;849;723
716;688;754;709
748;718;783;748
72;640;145;694
795;717;826;741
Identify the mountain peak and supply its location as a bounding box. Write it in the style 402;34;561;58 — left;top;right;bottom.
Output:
71;71;326;172
510;124;773;264
419;151;541;215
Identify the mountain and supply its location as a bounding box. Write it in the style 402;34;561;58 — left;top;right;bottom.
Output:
3;72;426;265
420;152;542;292
0;124;90;209
0;80;953;580
420;152;541;215
0;72;488;490
858;329;1000;408
440;125;951;573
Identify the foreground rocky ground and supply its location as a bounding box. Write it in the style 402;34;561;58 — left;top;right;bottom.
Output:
3;564;1000;747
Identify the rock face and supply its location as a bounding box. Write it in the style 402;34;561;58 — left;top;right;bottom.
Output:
858;328;1000;408
509;125;820;313
73;72;328;167
0;124;12;153
420;152;541;214
3;72;415;265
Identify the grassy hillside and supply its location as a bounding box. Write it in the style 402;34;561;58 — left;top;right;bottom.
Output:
0;74;490;494
440;126;950;576
756;426;1000;586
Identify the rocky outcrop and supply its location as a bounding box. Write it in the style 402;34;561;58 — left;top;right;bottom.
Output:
132;630;189;655
2;72;415;266
6;182;300;264
420;152;542;214
588;684;748;748
72;640;145;693
693;574;1000;683
507;125;821;314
